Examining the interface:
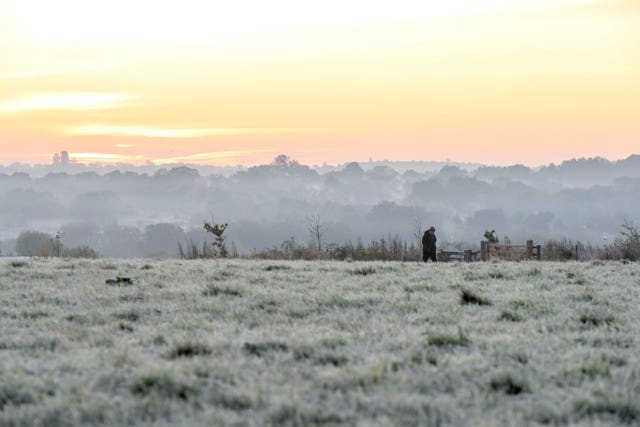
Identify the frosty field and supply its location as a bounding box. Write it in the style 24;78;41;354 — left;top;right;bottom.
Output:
1;259;639;426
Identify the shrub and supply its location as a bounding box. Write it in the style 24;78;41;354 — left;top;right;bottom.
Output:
484;230;499;244
600;221;640;261
203;220;228;257
15;231;52;257
178;239;213;260
542;239;576;261
63;246;98;259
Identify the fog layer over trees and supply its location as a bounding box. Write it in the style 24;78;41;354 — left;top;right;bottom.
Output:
1;154;639;258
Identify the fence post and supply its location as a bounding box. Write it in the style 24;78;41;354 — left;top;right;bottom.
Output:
526;240;534;259
481;241;488;261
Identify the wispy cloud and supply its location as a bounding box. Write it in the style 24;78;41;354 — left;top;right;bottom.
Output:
153;149;275;164
67;125;325;138
70;152;145;164
66;149;273;165
0;93;134;113
0;66;110;80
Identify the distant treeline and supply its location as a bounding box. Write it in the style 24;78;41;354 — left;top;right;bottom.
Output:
2;154;640;255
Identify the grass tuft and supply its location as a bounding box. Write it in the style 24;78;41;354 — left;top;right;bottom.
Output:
243;341;289;356
574;399;638;424
0;384;36;410
118;322;134;332
498;310;522;322
105;277;133;286
210;391;252;411
270;405;347;426
167;343;212;359
427;330;470;347
489;374;529;395
264;264;291;271
113;310;140;322
202;283;243;297
460;288;492;306
527;267;541;277
21;310;49;319
315;353;349;367
579;362;610;378
579;312;615;327
130;373;198;400
351;266;377;276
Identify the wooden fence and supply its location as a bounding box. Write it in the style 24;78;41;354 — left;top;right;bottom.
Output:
480;240;541;261
438;249;481;262
437;241;541;262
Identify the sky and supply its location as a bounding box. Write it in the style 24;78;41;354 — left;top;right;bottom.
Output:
0;0;639;166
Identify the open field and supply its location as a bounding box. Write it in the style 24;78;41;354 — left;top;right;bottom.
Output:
1;259;639;426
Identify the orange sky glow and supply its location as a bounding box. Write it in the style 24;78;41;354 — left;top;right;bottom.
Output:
0;0;638;166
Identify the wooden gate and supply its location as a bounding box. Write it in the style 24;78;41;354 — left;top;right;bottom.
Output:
480;240;541;261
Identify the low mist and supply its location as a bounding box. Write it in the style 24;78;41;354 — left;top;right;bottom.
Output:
1;154;639;258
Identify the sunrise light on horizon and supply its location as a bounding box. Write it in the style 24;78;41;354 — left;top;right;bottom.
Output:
1;0;639;166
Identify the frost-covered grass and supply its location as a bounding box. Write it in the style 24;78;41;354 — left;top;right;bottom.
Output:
1;259;639;426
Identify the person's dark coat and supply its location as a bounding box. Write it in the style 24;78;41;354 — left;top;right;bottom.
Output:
422;230;437;262
422;231;437;251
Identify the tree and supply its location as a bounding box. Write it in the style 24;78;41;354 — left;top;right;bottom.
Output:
15;231;52;257
203;220;228;257
306;214;325;258
484;230;499;244
413;218;423;261
614;220;640;261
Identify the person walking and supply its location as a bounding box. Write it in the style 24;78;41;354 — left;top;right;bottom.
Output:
422;226;437;262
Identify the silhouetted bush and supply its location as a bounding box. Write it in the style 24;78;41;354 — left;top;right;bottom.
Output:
252;235;422;261
15;230;52;257
600;221;640;261
63;246;98;259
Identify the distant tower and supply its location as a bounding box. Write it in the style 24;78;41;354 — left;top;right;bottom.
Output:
53;153;60;164
60;151;69;164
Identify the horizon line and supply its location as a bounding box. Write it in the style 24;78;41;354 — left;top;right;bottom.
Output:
1;153;638;171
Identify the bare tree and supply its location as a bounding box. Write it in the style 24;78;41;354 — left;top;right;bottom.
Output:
413;218;423;261
306;214;326;258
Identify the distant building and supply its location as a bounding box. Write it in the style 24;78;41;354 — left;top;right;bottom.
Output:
52;151;70;165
